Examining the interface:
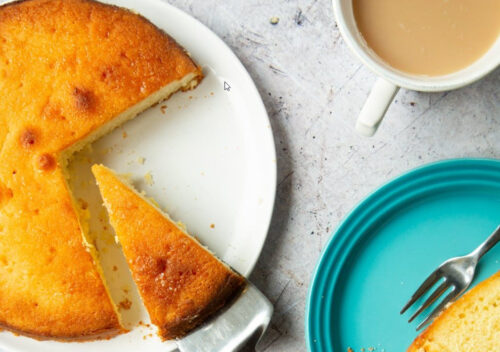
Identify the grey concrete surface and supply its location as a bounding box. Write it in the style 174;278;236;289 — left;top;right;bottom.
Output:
164;1;500;351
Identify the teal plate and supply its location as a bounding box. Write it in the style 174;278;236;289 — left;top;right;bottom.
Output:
306;159;500;351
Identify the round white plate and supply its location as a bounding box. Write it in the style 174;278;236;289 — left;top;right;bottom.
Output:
0;0;276;351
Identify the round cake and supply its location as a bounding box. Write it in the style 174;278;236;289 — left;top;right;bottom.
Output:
0;0;202;339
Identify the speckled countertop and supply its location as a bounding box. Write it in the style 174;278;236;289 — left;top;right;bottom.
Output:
172;1;498;351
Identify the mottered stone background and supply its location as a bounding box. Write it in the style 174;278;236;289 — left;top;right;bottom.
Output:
165;1;499;350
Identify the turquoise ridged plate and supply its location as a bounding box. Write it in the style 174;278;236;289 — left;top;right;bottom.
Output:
306;159;500;351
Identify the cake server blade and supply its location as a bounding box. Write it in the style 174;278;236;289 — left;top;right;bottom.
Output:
174;282;273;352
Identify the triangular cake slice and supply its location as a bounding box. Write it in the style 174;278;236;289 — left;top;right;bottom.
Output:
0;0;202;339
408;271;500;351
92;164;246;340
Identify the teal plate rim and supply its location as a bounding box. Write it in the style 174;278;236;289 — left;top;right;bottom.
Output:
305;158;500;351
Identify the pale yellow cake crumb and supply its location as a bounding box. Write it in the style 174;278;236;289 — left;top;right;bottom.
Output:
144;172;154;186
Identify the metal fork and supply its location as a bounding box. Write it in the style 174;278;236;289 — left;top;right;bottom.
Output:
401;225;500;330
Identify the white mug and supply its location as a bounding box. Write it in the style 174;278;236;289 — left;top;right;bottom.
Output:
332;0;500;137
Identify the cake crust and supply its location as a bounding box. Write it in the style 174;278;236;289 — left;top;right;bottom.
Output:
92;165;246;340
0;0;202;339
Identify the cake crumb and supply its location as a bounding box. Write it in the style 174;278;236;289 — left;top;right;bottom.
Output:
118;298;132;310
177;222;187;231
137;157;145;165
144;172;154;186
146;196;160;208
122;131;127;139
270;16;279;25
347;348;353;352
160;105;167;114
210;223;215;229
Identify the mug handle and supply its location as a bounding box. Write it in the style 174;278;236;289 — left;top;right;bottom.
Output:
356;78;399;136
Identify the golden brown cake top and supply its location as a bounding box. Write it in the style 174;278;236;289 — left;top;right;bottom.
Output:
92;164;246;340
0;0;202;339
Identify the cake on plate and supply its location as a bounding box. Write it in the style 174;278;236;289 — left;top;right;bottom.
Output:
0;0;202;339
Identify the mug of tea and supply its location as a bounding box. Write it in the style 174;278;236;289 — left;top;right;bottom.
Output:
332;0;500;136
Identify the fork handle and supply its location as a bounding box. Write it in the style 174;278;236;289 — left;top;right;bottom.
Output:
471;226;500;260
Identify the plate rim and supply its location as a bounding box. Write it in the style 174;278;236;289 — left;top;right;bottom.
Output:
165;0;277;275
305;158;500;351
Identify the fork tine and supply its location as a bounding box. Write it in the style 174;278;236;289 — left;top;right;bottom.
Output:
416;288;457;331
400;270;440;314
408;280;450;323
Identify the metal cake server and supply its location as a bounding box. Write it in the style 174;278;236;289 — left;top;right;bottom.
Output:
401;225;500;330
174;282;273;352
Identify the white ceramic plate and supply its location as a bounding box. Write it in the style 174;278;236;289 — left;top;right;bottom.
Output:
0;0;276;351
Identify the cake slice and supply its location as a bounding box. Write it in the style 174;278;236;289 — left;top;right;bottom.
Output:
408;271;500;351
0;0;202;339
92;164;246;340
